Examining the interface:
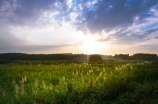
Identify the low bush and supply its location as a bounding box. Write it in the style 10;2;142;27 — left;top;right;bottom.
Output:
89;54;102;62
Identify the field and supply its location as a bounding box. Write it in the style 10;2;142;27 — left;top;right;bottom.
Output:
0;60;158;104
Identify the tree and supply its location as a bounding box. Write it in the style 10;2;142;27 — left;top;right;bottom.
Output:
89;54;102;62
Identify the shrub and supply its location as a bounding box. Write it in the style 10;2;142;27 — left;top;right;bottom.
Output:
89;54;102;62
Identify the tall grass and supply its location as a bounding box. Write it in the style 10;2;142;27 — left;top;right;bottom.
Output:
0;61;158;103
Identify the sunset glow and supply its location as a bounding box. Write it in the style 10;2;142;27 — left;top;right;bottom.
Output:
81;40;104;54
0;0;158;54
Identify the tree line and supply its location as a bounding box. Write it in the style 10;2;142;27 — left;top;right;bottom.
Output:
0;53;87;61
0;53;157;61
114;53;158;61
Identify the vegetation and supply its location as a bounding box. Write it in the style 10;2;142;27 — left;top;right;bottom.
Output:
0;53;87;61
133;53;157;61
0;53;157;61
0;60;158;104
114;53;158;61
89;54;102;62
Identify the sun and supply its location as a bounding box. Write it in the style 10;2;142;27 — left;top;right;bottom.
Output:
81;39;104;54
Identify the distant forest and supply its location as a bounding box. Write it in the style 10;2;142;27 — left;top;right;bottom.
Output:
0;53;157;61
114;53;158;61
0;53;87;61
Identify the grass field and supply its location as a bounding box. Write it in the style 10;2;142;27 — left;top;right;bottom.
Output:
0;60;158;104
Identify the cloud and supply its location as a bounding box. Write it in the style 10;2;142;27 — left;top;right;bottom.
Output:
1;0;158;34
134;44;158;53
75;0;158;34
0;0;68;26
97;28;158;45
0;0;158;54
0;24;25;46
0;45;67;53
0;24;68;53
97;36;114;42
115;28;158;44
154;35;158;39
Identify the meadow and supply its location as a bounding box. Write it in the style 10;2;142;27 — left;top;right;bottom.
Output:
0;60;158;104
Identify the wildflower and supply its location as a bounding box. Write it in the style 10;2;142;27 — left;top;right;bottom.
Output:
99;72;102;77
88;79;91;85
76;71;78;76
93;79;96;86
42;80;47;90
63;76;65;82
24;76;27;82
96;77;99;82
72;72;74;76
49;83;53;90
34;79;38;88
87;72;89;76
103;68;105;72
59;78;62;84
22;77;24;83
81;78;85;83
103;76;106;81
15;84;19;97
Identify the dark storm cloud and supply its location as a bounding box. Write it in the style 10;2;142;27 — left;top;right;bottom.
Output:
76;0;158;34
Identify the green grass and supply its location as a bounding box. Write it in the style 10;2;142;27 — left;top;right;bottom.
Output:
0;60;158;104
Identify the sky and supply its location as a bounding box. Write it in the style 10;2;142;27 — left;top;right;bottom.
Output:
0;0;158;55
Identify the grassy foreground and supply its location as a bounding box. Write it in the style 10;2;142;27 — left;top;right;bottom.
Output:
0;60;158;104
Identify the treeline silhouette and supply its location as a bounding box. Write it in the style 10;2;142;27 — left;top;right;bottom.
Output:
0;53;87;61
0;53;157;61
114;53;158;61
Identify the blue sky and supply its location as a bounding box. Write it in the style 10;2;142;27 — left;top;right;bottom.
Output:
0;0;158;55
